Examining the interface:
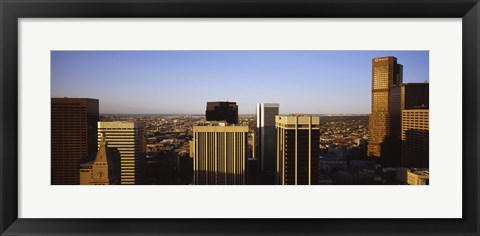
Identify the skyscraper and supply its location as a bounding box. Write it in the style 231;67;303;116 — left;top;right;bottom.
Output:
385;83;429;166
256;103;279;183
275;115;320;185
98;121;146;185
192;125;248;185
205;101;239;124
51;98;99;185
389;83;429;139
401;109;429;168
368;56;403;158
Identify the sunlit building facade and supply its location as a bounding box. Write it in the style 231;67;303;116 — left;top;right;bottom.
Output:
98;121;146;185
396;167;429;185
406;169;429;185
51;97;99;185
79;140;121;185
385;82;429;166
389;83;429;139
192;125;248;185
368;56;403;158
275;115;320;185
401;109;429;168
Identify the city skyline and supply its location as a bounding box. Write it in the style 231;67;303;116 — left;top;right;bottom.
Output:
51;54;429;186
51;51;429;114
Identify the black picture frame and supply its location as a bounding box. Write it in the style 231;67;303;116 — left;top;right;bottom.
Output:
1;0;479;235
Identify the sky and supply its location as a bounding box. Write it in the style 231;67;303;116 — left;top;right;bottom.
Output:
51;51;429;114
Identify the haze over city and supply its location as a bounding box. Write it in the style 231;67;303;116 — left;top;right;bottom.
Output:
51;52;430;186
51;50;429;114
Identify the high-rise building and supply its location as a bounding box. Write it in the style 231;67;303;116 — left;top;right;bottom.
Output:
205;101;238;124
389;83;429;139
51;98;99;185
79;140;121;185
275;115;320;185
368;56;403;158
98;121;146;185
385;83;429;166
401;109;429;168
256;103;279;183
192;125;248;185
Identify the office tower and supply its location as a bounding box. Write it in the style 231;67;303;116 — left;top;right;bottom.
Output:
275;115;320;185
401;109;429;168
192;125;248;185
385;83;429;166
367;56;403;158
98;121;146;185
256;103;279;183
79;140;121;185
389;83;429;139
205;101;239;124
51;98;99;185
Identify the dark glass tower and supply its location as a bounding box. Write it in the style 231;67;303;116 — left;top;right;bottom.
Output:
275;115;320;185
385;83;429;166
205;101;238;124
256;103;279;184
51;97;99;185
389;83;429;139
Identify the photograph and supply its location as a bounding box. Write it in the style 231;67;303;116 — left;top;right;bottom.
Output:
2;0;478;234
51;50;429;185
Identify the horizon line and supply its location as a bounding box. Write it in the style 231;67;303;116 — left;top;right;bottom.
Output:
99;113;371;116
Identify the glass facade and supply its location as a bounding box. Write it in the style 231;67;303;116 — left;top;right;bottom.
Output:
51;98;99;185
368;57;403;158
275;115;320;185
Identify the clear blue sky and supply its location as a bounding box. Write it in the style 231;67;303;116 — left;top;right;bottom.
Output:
51;51;428;114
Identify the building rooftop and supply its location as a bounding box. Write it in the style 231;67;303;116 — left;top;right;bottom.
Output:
257;103;279;107
410;168;429;176
193;125;249;132
275;115;320;125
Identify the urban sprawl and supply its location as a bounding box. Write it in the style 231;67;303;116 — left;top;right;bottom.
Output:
51;56;429;185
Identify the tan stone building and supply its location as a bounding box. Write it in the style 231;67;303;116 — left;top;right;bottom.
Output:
79;140;120;185
192;125;248;185
401;109;429;168
406;169;429;185
396;167;429;185
98;121;146;185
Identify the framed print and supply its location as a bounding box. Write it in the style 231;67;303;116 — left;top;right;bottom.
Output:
1;0;479;235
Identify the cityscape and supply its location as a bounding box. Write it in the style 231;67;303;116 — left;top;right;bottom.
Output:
51;51;429;185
